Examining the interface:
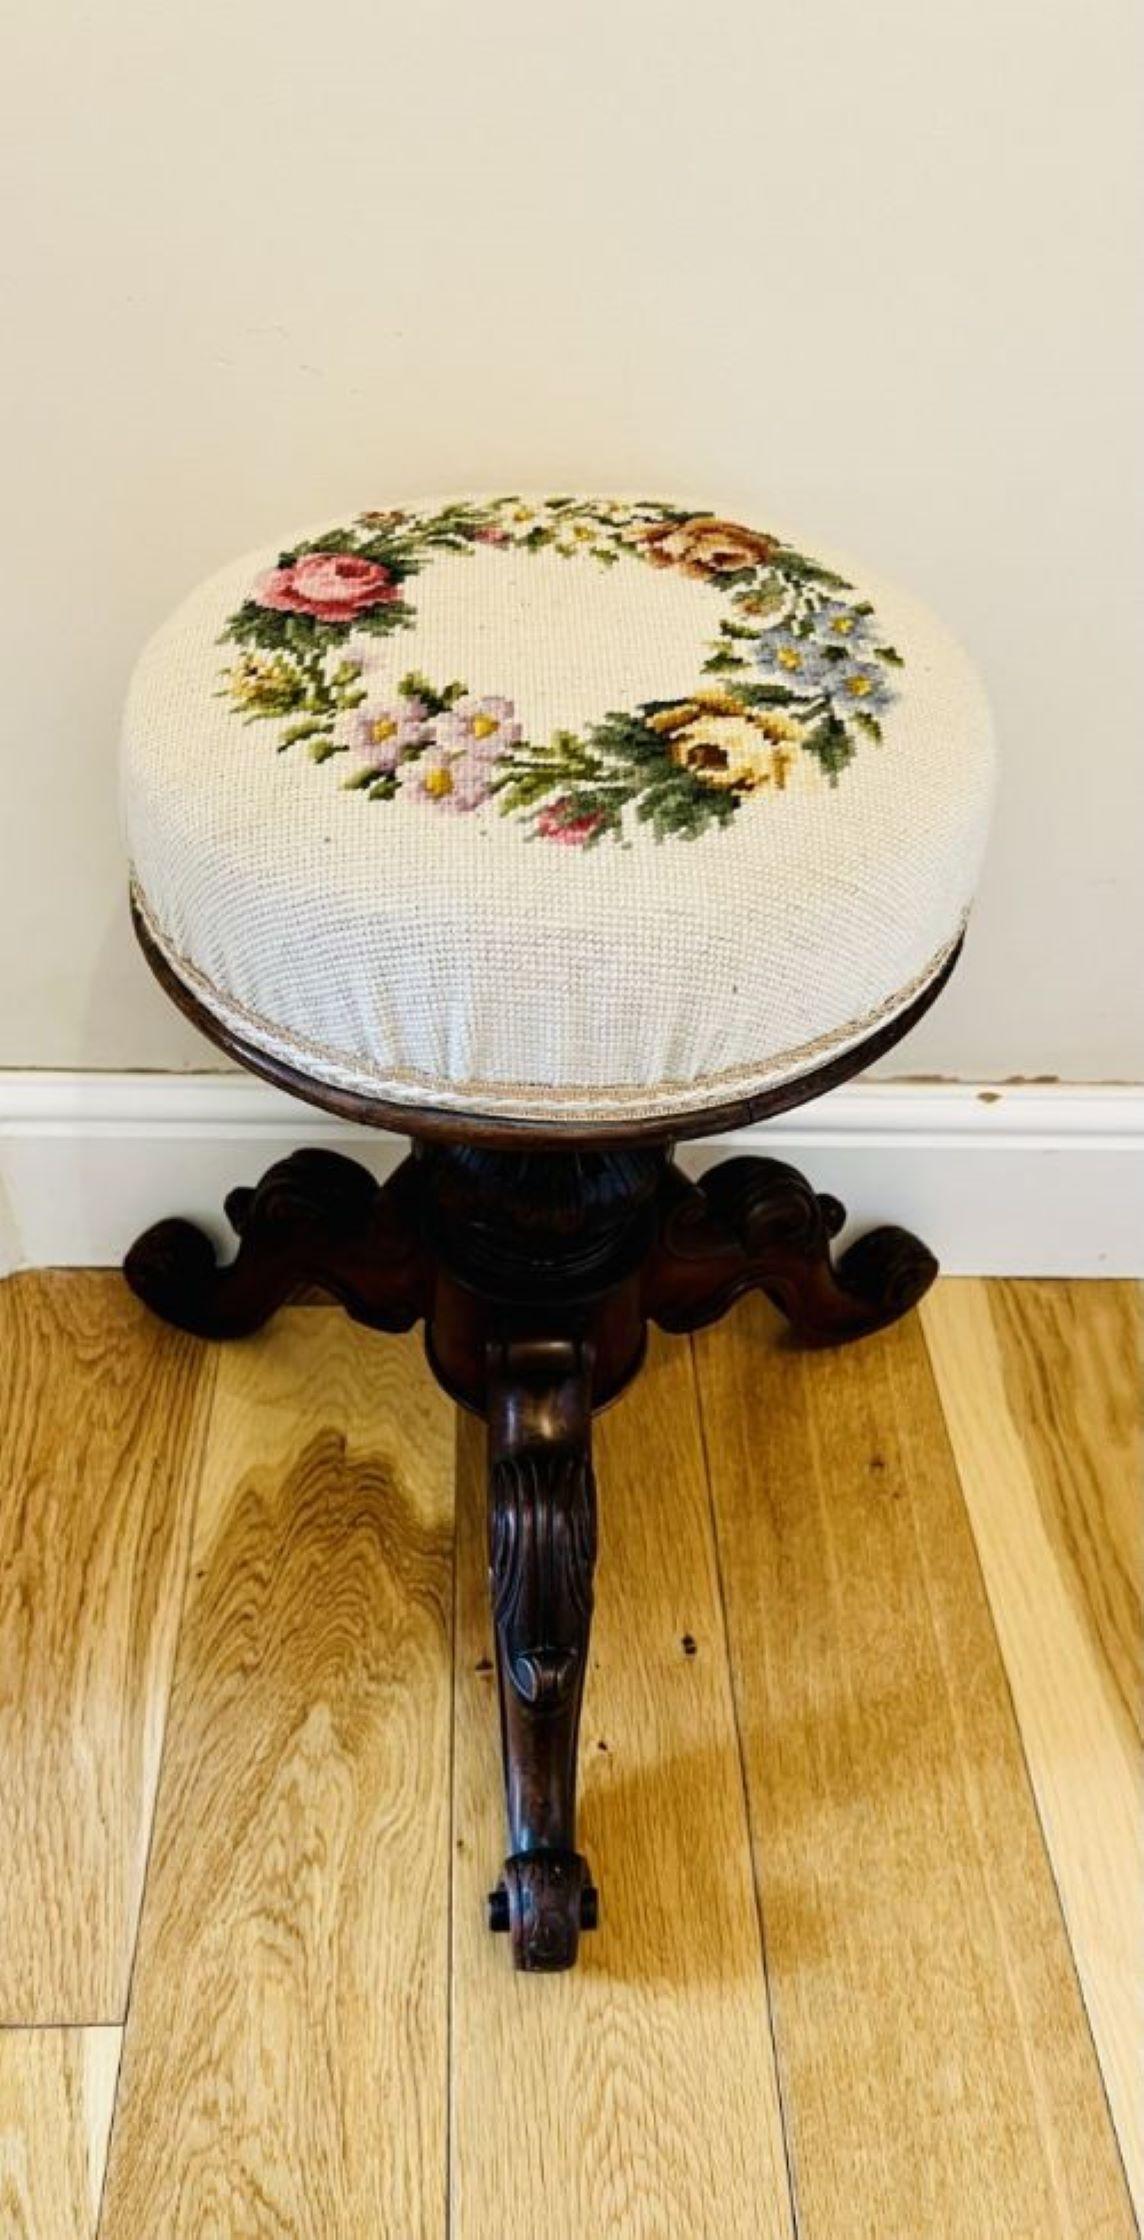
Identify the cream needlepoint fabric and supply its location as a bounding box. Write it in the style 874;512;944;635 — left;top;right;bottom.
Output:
122;494;996;1122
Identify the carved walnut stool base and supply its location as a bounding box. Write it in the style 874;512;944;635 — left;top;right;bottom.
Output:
124;908;952;1973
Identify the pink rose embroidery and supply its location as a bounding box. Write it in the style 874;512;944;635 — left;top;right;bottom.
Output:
536;798;606;846
219;500;900;845
253;551;399;623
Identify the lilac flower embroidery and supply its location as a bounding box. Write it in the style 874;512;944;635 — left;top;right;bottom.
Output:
334;693;433;772
217;498;906;843
433;695;523;759
397;746;497;812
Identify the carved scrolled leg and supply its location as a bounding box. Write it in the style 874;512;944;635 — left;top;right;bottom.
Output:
485;1338;599;1971
124;1147;429;1339
644;1154;937;1345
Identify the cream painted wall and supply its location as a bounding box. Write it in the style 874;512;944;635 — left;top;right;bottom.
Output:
1;0;1140;1080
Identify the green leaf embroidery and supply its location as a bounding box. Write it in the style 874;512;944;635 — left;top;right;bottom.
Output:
217;498;903;845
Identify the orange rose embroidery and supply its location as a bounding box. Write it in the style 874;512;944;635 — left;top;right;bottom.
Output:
219;497;901;846
635;515;778;579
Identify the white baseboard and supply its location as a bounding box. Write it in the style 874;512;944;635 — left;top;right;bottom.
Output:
1;1072;1141;1278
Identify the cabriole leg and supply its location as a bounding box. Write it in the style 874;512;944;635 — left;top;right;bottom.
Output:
123;1148;428;1339
485;1337;599;1971
644;1154;938;1343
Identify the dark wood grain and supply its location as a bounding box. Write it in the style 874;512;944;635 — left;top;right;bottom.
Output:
126;1131;939;1969
644;1156;937;1342
125;893;951;1972
485;1338;599;1970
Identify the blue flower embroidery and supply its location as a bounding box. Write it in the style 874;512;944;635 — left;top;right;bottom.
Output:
752;599;894;722
218;499;905;843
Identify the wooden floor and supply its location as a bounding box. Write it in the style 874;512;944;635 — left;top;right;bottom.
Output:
0;1274;1139;2239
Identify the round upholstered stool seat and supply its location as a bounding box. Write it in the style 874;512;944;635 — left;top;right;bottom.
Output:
124;494;993;1129
121;494;997;1972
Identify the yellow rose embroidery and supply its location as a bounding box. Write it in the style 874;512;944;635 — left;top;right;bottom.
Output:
650;695;809;794
219;499;903;845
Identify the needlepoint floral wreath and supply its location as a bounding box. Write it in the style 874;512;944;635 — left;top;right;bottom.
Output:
219;497;905;848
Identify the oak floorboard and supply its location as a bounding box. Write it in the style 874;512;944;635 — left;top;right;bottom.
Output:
0;2027;121;2238
450;1332;795;2240
694;1294;1135;2240
99;1314;454;2240
923;1278;1143;2215
0;1272;214;2022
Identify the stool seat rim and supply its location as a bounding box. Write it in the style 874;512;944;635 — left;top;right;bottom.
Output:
131;897;961;1150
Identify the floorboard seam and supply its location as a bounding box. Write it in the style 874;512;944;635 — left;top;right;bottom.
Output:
93;1343;220;2238
688;1331;802;2240
444;1419;462;2240
918;1298;1142;2232
0;2018;121;2033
